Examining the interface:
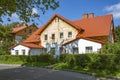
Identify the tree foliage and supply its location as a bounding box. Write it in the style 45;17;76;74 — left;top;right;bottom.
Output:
115;25;120;42
0;0;59;22
0;23;17;54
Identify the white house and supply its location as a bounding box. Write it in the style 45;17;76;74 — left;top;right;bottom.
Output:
11;43;44;55
63;38;103;54
11;13;114;55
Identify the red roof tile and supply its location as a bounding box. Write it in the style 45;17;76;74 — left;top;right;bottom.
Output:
24;14;113;47
12;26;27;33
20;42;44;48
24;26;45;43
72;14;113;38
11;42;44;49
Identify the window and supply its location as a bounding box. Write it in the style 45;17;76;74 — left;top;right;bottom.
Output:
44;34;48;40
52;34;55;40
22;49;25;55
68;32;72;38
15;50;19;55
29;29;32;34
60;32;63;39
73;47;78;54
85;46;93;53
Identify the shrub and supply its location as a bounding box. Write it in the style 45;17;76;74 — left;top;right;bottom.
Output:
53;63;68;69
65;54;75;67
74;54;91;68
101;43;120;54
89;54;114;70
26;54;56;64
59;54;68;62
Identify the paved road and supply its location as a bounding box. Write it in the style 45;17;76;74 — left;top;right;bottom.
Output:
0;64;96;80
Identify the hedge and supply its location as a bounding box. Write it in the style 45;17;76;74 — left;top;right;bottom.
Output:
59;54;120;72
0;54;56;64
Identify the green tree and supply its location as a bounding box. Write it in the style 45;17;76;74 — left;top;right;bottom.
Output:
0;0;59;22
115;25;120;42
0;23;16;54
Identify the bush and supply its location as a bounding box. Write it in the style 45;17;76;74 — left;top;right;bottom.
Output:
89;54;114;70
59;54;68;62
26;54;56;64
53;63;68;69
101;43;120;54
65;54;75;67
74;54;91;68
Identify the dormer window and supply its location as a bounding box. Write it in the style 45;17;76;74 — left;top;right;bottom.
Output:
68;31;72;38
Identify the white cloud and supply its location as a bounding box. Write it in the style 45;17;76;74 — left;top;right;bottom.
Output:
12;13;19;18
104;3;120;19
32;8;38;14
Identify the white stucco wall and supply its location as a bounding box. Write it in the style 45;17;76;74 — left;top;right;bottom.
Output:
64;38;102;54
78;39;102;53
30;48;43;55
11;45;30;55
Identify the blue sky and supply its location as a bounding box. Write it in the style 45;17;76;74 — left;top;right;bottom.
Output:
5;0;120;27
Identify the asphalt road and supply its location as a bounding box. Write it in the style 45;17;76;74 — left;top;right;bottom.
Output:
0;64;96;80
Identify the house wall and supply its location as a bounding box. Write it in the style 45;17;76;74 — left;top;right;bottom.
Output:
11;45;30;55
78;39;102;53
64;39;102;54
30;48;43;55
40;17;78;47
14;25;38;43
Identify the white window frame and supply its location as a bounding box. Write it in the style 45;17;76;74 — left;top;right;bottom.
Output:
85;46;93;53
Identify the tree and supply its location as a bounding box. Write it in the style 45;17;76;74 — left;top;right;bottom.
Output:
0;23;16;54
0;0;59;23
115;25;120;42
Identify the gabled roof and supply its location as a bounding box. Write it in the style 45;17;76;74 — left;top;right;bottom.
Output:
39;14;83;34
11;42;44;49
24;26;45;43
12;24;38;34
12;25;27;33
72;14;113;38
24;14;113;46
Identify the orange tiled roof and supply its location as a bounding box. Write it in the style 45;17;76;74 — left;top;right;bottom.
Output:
24;14;113;46
12;24;37;34
11;42;44;49
72;14;113;38
12;25;27;33
20;42;44;48
24;26;45;43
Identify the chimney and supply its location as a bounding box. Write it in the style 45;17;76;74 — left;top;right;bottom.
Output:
82;14;88;19
89;13;94;18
